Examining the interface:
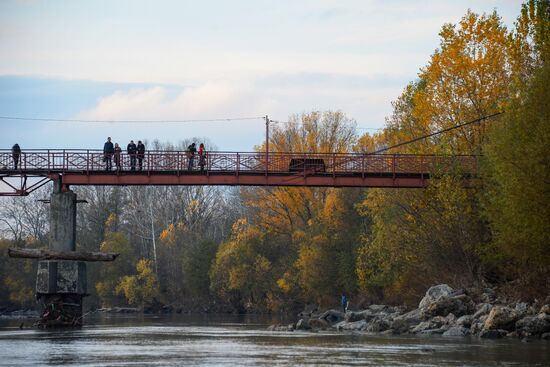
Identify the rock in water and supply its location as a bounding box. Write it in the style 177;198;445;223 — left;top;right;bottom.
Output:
515;314;550;335
483;306;520;331
418;284;454;311
443;326;470;337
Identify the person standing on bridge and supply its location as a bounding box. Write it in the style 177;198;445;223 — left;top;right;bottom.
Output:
137;140;145;171
127;140;137;171
199;143;207;173
114;143;122;171
103;137;114;171
187;142;197;171
11;143;21;170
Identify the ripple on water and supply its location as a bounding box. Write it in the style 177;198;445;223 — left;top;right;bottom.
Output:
0;316;549;366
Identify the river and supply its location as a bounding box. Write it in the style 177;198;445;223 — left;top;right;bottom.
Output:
0;314;548;366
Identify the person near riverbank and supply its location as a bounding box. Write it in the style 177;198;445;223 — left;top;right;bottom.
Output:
11;143;21;170
127;140;137;171
114;143;122;171
103;137;114;171
341;294;349;313
187;143;197;171
199;143;206;173
137;140;145;170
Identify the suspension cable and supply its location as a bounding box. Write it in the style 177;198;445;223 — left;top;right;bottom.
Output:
370;111;503;154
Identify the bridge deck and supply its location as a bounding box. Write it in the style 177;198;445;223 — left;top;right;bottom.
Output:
0;150;479;195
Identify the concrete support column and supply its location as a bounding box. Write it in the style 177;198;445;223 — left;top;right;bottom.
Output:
49;180;76;252
36;180;87;327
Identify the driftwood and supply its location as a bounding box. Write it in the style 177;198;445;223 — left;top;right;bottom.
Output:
8;248;119;262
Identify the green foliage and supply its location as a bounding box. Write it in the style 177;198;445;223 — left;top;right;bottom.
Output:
482;49;550;292
0;239;42;308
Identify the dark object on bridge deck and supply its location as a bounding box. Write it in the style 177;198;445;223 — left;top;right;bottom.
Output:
289;158;326;173
8;248;119;262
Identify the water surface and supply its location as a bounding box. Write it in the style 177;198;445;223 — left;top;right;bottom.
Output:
0;314;548;366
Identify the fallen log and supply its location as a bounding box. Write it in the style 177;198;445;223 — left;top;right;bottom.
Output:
8;248;119;262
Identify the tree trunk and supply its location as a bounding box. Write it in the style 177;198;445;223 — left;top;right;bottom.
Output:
8;248;119;262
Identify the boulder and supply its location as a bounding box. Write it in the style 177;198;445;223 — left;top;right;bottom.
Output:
337;319;367;331
515;302;529;316
391;309;422;333
480;288;496;303
345;310;374;323
411;316;445;333
539;304;550;315
515;314;550;335
309;318;330;330
443;326;470;337
419;284;454;311
365;317;391;332
473;303;492;319
483;306;520;331
368;304;388;313
296;318;311;330
456;315;474;328
319;309;345;324
480;329;507;339
541;332;550;340
421;290;475;319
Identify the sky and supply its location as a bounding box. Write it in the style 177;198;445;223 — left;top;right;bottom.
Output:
0;0;522;152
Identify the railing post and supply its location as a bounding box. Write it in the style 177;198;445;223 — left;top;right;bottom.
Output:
332;153;336;179
392;154;396;180
63;149;66;172
236;153;240;176
361;154;365;179
47;150;51;170
86;150;90;173
420;155;424;183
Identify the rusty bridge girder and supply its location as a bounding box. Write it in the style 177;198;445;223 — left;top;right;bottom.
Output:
0;149;479;196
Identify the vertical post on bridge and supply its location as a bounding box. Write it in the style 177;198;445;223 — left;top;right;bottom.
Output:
265;115;269;176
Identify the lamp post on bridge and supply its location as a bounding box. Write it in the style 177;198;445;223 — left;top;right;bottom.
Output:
265;115;269;173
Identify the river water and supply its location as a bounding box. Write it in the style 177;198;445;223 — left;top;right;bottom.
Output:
0;314;548;366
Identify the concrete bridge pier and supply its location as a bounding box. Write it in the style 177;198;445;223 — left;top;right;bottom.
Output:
35;180;87;327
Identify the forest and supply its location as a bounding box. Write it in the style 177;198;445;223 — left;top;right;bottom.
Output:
1;0;549;313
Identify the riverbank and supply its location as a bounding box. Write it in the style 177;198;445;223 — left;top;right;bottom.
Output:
270;284;550;340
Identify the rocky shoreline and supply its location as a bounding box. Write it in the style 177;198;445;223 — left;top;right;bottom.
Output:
269;284;550;340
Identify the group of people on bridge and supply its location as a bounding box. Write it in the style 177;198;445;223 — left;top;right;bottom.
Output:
102;138;207;172
102;137;145;171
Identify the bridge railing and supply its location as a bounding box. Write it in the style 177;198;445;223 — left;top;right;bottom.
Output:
0;149;478;176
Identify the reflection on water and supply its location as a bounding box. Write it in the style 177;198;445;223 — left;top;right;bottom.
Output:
0;314;549;366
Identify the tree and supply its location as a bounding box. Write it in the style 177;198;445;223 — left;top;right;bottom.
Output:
95;220;136;307
482;44;550;297
116;259;159;308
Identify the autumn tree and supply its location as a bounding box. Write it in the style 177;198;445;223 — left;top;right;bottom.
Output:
116;259;160;308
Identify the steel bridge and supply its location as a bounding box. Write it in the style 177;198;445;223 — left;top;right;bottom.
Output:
0;149;479;196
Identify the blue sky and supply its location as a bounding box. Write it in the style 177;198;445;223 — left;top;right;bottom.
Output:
0;0;522;151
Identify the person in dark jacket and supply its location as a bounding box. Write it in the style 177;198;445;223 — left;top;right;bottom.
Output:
103;137;114;171
136;140;145;171
11;143;21;170
127;140;137;171
187;143;197;171
341;294;349;313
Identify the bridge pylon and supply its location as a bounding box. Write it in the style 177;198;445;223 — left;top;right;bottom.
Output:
35;179;87;327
